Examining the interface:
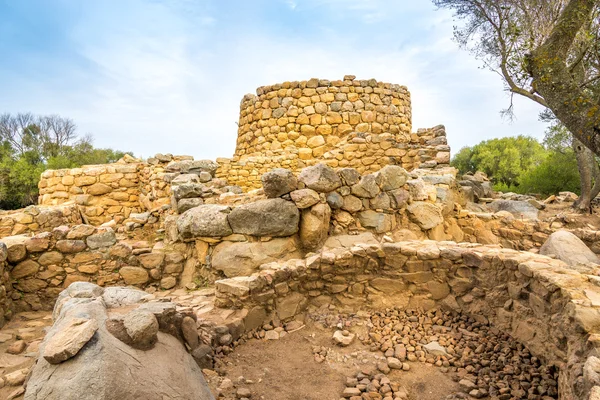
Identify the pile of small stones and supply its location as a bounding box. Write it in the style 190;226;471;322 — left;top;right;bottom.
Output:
360;307;558;400
342;367;409;399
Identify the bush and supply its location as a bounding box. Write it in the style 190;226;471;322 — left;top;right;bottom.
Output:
519;151;580;196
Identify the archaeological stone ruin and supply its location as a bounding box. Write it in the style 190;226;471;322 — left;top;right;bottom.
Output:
0;76;599;400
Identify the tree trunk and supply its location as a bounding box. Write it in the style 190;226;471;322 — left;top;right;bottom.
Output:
572;138;600;213
527;0;600;156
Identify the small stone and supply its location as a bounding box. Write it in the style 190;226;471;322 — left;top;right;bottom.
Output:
236;387;252;398
333;330;355;346
264;330;280;340
6;340;26;355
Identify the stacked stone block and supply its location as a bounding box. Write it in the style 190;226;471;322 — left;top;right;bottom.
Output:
1;225;190;311
214;240;600;400
0;204;82;238
38;158;143;225
0;242;13;328
236;76;412;158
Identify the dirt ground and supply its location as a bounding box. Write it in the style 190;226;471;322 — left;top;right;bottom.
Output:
210;322;461;400
0;311;51;400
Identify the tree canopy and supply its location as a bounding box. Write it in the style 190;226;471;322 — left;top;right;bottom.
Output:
451;132;581;196
0;113;129;209
434;0;600;155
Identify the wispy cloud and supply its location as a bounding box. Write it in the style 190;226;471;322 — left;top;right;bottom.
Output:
0;0;547;159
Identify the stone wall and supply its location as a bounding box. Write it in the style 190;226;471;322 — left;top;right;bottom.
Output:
0;242;13;328
214;76;450;191
172;163;464;281
38;157;143;225
214;240;600;400
0;225;192;311
235;76;412;158
0;203;82;238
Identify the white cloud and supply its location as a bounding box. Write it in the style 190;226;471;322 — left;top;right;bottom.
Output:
0;0;548;160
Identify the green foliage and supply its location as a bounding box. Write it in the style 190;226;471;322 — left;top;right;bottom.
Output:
452;133;581;196
0;113;130;210
519;151;580;196
451;135;547;187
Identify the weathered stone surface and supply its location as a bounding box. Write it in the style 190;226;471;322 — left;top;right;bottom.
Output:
407;202;443;230
172;183;204;200
87;183;112;196
43;318;98;364
123;309;159;349
138;252;164;269
11;259;40;279
2;236;29;263
298;163;341;193
299;203;331;251
540;230;600;267
119;267;149;285
358;210;392;233
27;285;214;400
338;168;361;186
261;168;297;198
212;238;301;277
326;192;343;209
375;165;408;191
276;292;307;320
332;330;355;346
25;233;51;252
177;198;204;214
66;225;96;240
181;316;199;349
228;199;300;237
488;200;539;220
86;228;117;249
177;205;232;239
171;173;200;186
55;240;87;253
290;189;320;209
351;174;380;198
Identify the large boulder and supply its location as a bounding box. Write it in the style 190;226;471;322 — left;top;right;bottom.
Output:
25;283;214;400
298;163;341;193
227;199;300;237
540;230;600;268
299;203;331;251
488;200;539;220
211;237;301;277
261;169;297;198
407;202;443;230
177;205;232;239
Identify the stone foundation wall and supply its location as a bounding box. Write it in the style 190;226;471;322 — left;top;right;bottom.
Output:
172;164;464;280
0;204;82;238
0;243;13;328
0;225;192;311
215;125;451;190
214;240;600;400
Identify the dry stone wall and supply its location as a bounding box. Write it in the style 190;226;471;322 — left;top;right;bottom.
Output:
0;204;82;238
214;240;600;400
215;76;450;190
38;157;143;225
0;225;192;311
0;242;13;328
235;76;412;158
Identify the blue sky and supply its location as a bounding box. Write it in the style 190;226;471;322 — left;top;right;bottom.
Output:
0;0;546;159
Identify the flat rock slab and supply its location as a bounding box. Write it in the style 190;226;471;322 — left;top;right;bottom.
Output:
0;353;31;368
43;318;98;364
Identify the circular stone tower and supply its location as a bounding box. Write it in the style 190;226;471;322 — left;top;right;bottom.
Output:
235;75;412;159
